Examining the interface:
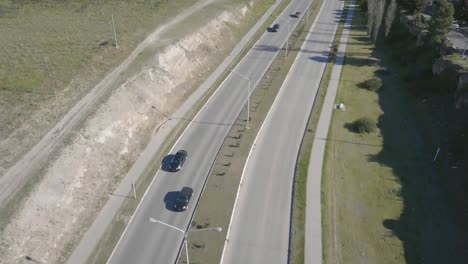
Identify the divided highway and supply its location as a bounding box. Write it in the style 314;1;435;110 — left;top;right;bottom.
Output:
220;0;344;262
107;0;313;263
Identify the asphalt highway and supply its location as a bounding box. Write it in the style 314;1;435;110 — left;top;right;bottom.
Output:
107;0;313;263
220;0;344;263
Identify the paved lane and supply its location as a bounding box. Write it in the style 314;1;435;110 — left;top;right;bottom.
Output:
220;0;344;263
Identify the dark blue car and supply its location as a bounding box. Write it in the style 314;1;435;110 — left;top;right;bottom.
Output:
168;150;188;172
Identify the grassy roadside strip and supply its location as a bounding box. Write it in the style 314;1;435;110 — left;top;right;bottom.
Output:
183;1;327;263
84;1;296;263
289;1;350;263
321;5;409;263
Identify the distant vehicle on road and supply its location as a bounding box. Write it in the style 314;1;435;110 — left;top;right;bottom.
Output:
174;187;193;212
168;150;188;172
268;23;280;32
290;11;301;18
452;21;460;30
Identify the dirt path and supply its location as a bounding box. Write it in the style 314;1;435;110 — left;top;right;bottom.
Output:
0;0;214;208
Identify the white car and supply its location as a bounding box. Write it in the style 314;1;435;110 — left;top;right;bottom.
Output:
452;21;460;30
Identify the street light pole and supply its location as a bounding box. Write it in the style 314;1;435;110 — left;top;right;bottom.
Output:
286;23;290;59
184;235;190;264
276;16;293;60
231;70;251;129
112;14;118;48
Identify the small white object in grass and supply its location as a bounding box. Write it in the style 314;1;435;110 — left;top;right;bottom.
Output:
335;103;346;111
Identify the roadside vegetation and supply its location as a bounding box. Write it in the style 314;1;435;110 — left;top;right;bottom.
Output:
0;0;192;93
323;0;468;263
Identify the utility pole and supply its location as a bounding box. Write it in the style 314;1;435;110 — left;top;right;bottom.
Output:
286;23;290;59
276;16;293;60
112;14;118;48
44;57;58;119
231;71;251;129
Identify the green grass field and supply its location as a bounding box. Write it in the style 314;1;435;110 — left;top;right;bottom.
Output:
1;0;178;93
322;7;406;264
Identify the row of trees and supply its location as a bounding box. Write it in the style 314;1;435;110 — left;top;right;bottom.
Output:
361;0;454;45
396;0;426;14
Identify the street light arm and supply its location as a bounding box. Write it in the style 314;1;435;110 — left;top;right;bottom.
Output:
231;70;251;81
148;218;185;234
230;69;252;129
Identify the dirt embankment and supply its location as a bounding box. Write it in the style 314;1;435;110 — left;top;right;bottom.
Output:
0;3;252;263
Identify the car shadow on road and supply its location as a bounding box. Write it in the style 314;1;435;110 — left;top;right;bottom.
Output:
309;56;328;63
253;44;280;52
164;191;180;211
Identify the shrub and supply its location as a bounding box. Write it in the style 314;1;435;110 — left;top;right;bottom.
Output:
359;78;383;91
351;117;377;134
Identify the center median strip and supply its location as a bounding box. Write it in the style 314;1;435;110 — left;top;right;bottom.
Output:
183;0;332;263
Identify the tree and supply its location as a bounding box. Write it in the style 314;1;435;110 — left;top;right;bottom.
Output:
428;0;454;44
397;0;426;14
453;0;468;25
350;118;377;134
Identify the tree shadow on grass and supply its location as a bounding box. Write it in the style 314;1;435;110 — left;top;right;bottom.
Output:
367;47;468;264
344;56;380;67
344;7;468;263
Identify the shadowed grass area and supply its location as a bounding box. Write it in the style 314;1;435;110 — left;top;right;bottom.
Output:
323;5;468;264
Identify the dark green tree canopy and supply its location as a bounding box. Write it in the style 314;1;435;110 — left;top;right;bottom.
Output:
397;0;426;14
428;0;455;44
